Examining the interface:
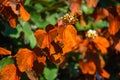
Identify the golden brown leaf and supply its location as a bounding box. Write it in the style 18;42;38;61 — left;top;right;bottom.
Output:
1;0;18;28
9;17;17;28
46;24;58;42
99;55;105;68
55;25;65;43
95;8;109;22
8;0;19;15
0;0;28;28
34;30;50;49
33;48;46;74
77;39;88;58
19;3;30;21
115;40;120;52
79;61;96;75
33;61;45;75
0;47;11;55
0;64;19;80
26;70;38;80
51;53;62;62
80;15;87;27
68;0;82;15
48;41;64;65
51;53;66;66
93;36;110;54
37;56;46;65
15;48;35;72
86;0;99;8
50;44;56;55
62;25;81;54
1;6;18;28
100;69;110;79
35;25;58;49
108;14;120;35
33;47;46;65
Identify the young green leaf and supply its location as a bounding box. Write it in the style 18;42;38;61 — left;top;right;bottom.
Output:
0;56;14;71
44;66;58;80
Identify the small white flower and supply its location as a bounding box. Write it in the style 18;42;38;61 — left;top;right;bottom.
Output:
86;29;98;39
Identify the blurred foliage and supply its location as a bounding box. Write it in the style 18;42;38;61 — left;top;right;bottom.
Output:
0;56;14;71
0;0;68;51
0;0;68;80
1;0;120;80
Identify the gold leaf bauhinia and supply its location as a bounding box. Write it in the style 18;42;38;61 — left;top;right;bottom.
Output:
0;0;30;28
15;48;35;72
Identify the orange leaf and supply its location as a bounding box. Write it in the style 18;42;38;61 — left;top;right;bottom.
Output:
9;0;19;15
50;44;56;55
95;8;109;22
51;53;66;66
93;36;110;54
49;42;64;65
34;30;50;49
1;6;18;28
0;64;19;80
19;3;30;21
77;39;88;57
68;0;82;15
86;0;99;8
62;25;81;54
52;53;62;61
46;24;58;42
50;41;63;55
115;40;120;52
80;15;87;27
100;69;110;79
32;48;46;74
55;25;65;43
0;47;11;55
33;48;46;65
25;70;38;80
0;1;30;28
15;48;35;72
0;0;18;28
99;55;105;68
34;24;58;49
37;56;46;65
8;18;17;28
79;61;96;75
108;14;120;35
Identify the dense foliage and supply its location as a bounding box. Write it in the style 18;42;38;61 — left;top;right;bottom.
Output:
0;0;120;80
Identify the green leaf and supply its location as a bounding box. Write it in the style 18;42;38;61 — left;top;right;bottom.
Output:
23;22;36;48
0;56;14;71
44;65;58;80
29;34;37;48
19;19;37;48
4;24;22;38
46;13;57;24
75;21;92;31
30;11;43;28
75;22;85;31
34;3;44;11
24;0;31;5
30;11;48;29
81;4;94;15
39;76;45;80
93;20;109;30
